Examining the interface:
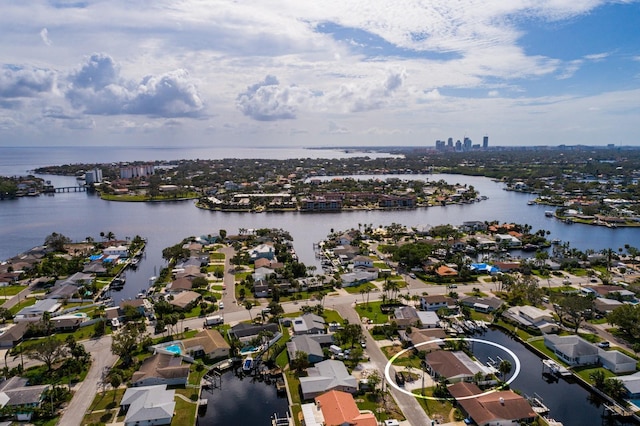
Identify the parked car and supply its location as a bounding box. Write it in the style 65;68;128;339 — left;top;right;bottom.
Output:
597;341;610;348
219;301;224;309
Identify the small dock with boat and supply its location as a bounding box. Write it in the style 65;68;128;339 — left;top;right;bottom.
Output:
542;359;571;377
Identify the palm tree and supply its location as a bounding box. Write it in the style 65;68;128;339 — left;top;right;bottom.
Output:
106;231;115;242
498;359;512;381
244;300;253;321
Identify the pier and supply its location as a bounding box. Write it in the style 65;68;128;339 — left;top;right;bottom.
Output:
46;186;88;193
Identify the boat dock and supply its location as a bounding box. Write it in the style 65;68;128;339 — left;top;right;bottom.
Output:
542;359;571;377
604;402;634;417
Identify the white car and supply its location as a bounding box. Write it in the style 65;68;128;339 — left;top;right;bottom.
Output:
219;301;224;309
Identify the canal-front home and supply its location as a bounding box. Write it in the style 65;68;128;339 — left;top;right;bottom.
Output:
448;382;536;426
301;390;377;426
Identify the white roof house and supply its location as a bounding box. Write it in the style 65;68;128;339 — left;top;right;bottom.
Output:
121;384;175;426
299;360;358;400
504;306;557;333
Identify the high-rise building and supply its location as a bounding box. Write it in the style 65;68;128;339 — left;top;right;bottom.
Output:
483;135;489;149
455;140;462;151
463;137;472;151
447;138;453;147
435;140;445;150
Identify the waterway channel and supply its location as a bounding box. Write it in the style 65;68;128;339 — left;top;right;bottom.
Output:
469;328;630;426
197;369;289;426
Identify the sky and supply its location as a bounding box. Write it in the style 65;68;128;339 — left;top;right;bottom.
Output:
1;0;639;148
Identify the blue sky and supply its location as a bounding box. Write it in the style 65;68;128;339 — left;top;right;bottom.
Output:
0;0;639;148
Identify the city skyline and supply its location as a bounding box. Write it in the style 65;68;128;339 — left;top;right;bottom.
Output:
1;0;639;148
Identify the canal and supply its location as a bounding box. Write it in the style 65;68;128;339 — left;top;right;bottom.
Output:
470;328;632;426
197;368;289;426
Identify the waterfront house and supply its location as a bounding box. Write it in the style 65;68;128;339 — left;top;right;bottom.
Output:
292;313;326;335
599;349;637;374
301;390;377;426
249;243;275;261
168;290;201;310
166;277;193;293
448;382;536;426
494;234;522;248
299;359;358;400
230;322;279;343
182;329;230;360
543;335;599;366
425;350;493;384
131;353;190;387
120;298;153;318
503;306;558;333
460;296;504;313
103;245;129;257
120;384;175;426
617;372;640;398
0;377;50;422
352;255;374;268
287;335;326;365
493;261;521;272
14;299;61;322
420;295;454;312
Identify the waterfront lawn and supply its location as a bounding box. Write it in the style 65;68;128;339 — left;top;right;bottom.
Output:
529;339;562;363
174;388;198;425
573;366;617;385
188;363;207;386
285;371;302;405
354;301;391;324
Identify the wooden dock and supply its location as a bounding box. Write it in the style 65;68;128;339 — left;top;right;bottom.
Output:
604;403;634;417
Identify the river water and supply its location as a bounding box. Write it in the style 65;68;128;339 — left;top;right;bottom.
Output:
2;146;639;425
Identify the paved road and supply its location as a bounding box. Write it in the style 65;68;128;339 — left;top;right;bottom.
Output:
58;335;117;426
334;303;433;426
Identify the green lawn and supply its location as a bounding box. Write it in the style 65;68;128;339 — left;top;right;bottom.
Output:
174;388;198;425
354;301;391;324
343;282;378;294
413;388;456;422
210;252;225;261
573;366;617;384
0;285;28;297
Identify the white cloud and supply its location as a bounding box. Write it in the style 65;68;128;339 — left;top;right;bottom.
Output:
236;75;303;121
325;68;406;112
0;65;56;98
65;53;205;117
40;28;52;46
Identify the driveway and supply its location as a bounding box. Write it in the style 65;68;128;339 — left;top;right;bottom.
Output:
58;335;118;426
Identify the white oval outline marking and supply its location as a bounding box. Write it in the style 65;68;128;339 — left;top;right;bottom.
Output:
383;337;521;400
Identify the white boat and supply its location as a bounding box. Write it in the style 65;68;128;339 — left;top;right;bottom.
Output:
542;359;571;376
242;356;254;372
545;210;554;217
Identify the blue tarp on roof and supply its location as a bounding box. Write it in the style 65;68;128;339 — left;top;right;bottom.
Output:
89;255;102;261
470;263;499;274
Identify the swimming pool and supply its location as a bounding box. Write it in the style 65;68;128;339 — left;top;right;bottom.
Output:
165;344;182;355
